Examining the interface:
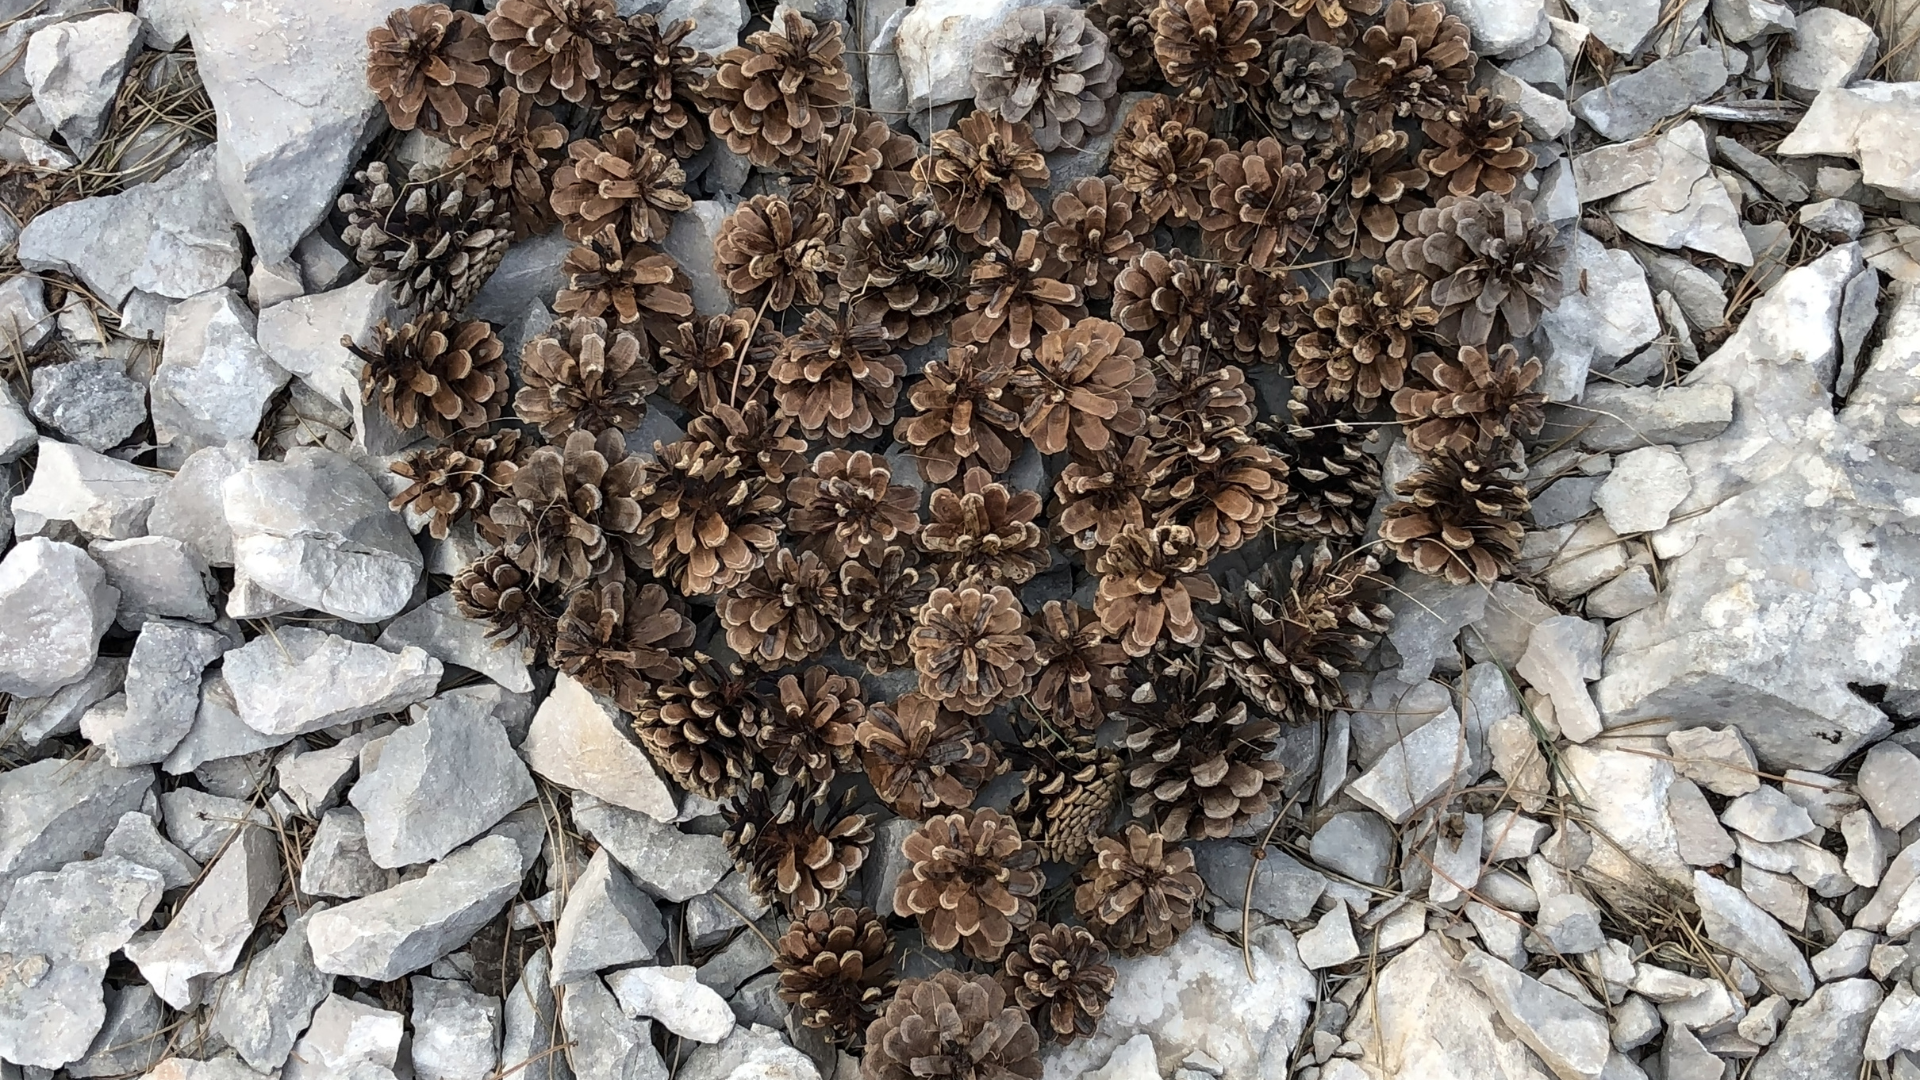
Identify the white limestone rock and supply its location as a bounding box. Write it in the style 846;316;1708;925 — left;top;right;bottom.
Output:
300;806;396;900
562;974;669;1080
501;948;566;1080
894;0;1053;114
1594;447;1689;535
524;673;678;820
306;835;526;981
207;904;333;1071
552;849;668;985
89;537;219;628
1751;979;1882;1079
1538;232;1660;399
1571;48;1727;141
1694;870;1813;1001
1460;949;1611;1080
148;442;255;567
256;279;411;454
13;439;167;542
151;289;290;466
1297;905;1360;969
1775;8;1878;101
410;976;501;1080
570;793;732;902
24;12;141;152
377;592;534;694
0;537;118;698
1859;741;1920;831
677;1024;819;1080
1781;83;1920;202
1609;121;1753;265
84;620;229;766
125;823;282;1008
1443;0;1549;57
224;628;441;737
607;965;732;1044
101;810;200;889
282;994;404;1080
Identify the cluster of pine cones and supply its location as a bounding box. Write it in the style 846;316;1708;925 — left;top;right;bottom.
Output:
340;0;1570;1071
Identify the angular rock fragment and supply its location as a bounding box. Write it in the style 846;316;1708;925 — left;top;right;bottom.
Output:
306;835;525;981
0;536;118;698
224;628;441;737
377;592;533;694
411;976;501;1080
0;755;151;877
83;620;228;766
1694;870;1814;1000
570;794;731;903
300;806;396;899
606;965;744;1044
151;289;290;465
90;536;219;628
349;687;536;868
207;904;333;1071
256;279;410;454
524;673;677;820
282;994;404;1080
68;983;166;1078
148;442;255;568
13;440;167;542
102;810;201;889
28;358;148;452
126;823;283;1008
563;974;670;1078
550;848;668;985
501;948;566;1080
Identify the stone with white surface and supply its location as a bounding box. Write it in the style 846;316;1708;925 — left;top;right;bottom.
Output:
1801;198;1866;243
1752;979;1882;1079
1516;617;1603;743
1869;983;1920;1061
1571;48;1727;141
1665;727;1759;797
1460;949;1610;1080
102;810;200;889
1593;447;1689;535
525;673;678;820
224;629;441;737
1740;864;1809;928
607;965;733;1044
894;0;1053;114
82;621;227;766
1781;83;1920;202
1585;566;1657;620
1609;122;1753;265
125;823;282;1008
1668;778;1736;867
1740;995;1790;1045
151;290;289;465
159;786;270;863
1722;786;1814;843
1343;933;1555;1078
1539;232;1661;398
278;727;387;818
281;995;403;1080
306;835;525;981
1297;905;1360;969
0;275;52;358
677;1024;820;1080
1384;570;1487;684
0;537;118;698
149;442;255;567
256;279;411;453
1444;0;1548;56
570;793;732;902
89;537;218;628
561;974;668;1080
1535;893;1606;954
14;439;168;542
28;358;147;452
1694;870;1813;1000
0;755;151;878
207;905;333;1071
1429;813;1484;905
163;673;295;774
1310;810;1396;885
1712;0;1793;41
1775;8;1878;101
1813;929;1878;982
551;848;668;985
1561;744;1690;890
501;948;566;1080
1859;742;1920;831
410;977;501;1080
1347;703;1477;824
23;12;141;152
657;203;733;318
377;592;533;694
300;806;395;899
348;689;535;869
1540;382;1734;454
1844;807;1893;886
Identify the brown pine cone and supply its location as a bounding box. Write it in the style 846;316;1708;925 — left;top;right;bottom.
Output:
855;692;1002;817
893;809;1042;961
1009;722;1123;862
1093;523;1219;657
788;450;921;561
452;549;563;662
349;313;508;440
912;112;1050;249
1088;0;1161;86
1202;137;1328;267
1150;0;1270;107
599;13;710;160
1209;541;1391;721
919;467;1047;589
1261;393;1383;542
687;397;808;485
864;971;1043;1080
834;546;934;675
1001;922;1116;1044
1010;317;1152;457
1145;343;1256;446
1054;436;1155;553
1028;602;1128;729
635;435;785;595
1322;113;1431;260
721;547;839;667
555;225;695;340
631;653;766;800
1231;264;1310;362
1387;192;1571;346
972;6;1122;152
894;343;1024;485
1345;0;1474;125
367;4;492;134
1119;654;1286;842
1144;428;1290;556
1073;824;1203;956
706;11;852;167
1418;90;1535;198
488;428;645;588
552;580;695;711
485;0;620;105
1109;94;1224;227
835;191;970;348
1110;249;1243;355
1394;343;1547;456
724;776;872;917
1252;34;1347;149
775;906;896;1045
951;229;1085;351
549;126;692;243
515;316;658;438
790;107;918;224
389;428;522;540
749;667;863;785
771;308;905;440
1042;177;1147;300
1379;447;1529;585
1272;0;1382;43
1288;265;1437;413
337;161;511;312
449;88;569;241
912;585;1039;715
658;308;783;412
716;194;837;312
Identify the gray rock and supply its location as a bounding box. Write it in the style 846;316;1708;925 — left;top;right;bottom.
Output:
1801;198;1866;243
125;823;282;1007
677;1025;817;1080
1535;893;1606;953
1481;62;1571;138
1585;567;1658;619
350;688;534;868
1572;138;1663;205
1694;870;1813;1000
14;439;168;542
1539;382;1734;454
0;856;164;1068
411;977;501;1080
1780;83;1920;202
158;786;269;863
1665;726;1759;797
1661;1024;1721;1080
256;279;411;454
281;994;404;1080
1539;232;1661;399
136;1058;279;1080
149;442;255;567
570;793;731;902
101;810;201;888
1565;0;1658;53
1775;8;1878;101
163;673;298;775
301;806;397;899
306;835;526;981
1383;569;1488;685
1860;742;1920;831
67;983;166;1078
1711;0;1793;42
502;947;572;1080
1573;48;1727;142
1194;841;1328;922
224;628;441;737
1516;616;1604;743
466;227;572;327
1843;807;1893;886
278;727;387;818
1563;745;1691;890
1296;906;1359;969
551;849;668;984
0;755;150;878
1043;92;1149;202
83;620;229;766
207;904;332;1071
1594;446;1689;535
0;275;53;358
1812;928;1877;982
692;931;769;998
27;358;146;452
653;0;744;56
1869;983;1920;1062
1444;0;1548;56
1712;135;1808;203
377;593;533;694
0;537;118;698
15;147;242;306
524;673;678;820
1610;121;1753;265
1460;949;1611;1080
607;965;732;1046
1309;811;1396;886
1347;704;1475;823
23;12;140;151
656;202;733;318
1752;979;1882;1079
90;537;218;628
151;289;289;465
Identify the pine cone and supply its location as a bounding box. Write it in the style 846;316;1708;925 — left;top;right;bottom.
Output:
637;436;785;595
716;194;837;312
1231;264;1310;362
1119;651;1286;841
389;428;523;540
1073;824;1203;956
775;906;896;1045
515;316;658;438
1009;723;1123;863
750;667;864;785
863;971;1043;1080
1322;114;1431;260
1261;393;1383;542
1027;602;1128;729
1145;427;1290;556
1209;541;1391;720
1202;137;1328;267
855;691;1002;817
485;0;619;105
1009;317;1153;460
1387;192;1571;346
631;653;766;799
1252;34;1347;148
599;13;710;160
337;161;511;312
912;113;1050;249
1054;436;1155;553
1393;343;1546;456
1093;523;1220;657
552;580;695;711
722;547;839;667
894;343;1024;485
555;225;696;339
489;428;645;588
1418;90;1535;198
835;546;934;675
1145;343;1255;446
1287;266;1436;413
920;467;1047;589
686;397;808;485
1380;447;1528;584
771;308;905;439
791;108;918;224
1150;0;1270;107
1002;922;1116;1044
1111;249;1243;355
449;88;569;240
1042;177;1147;300
706;11;852;167
951;229;1085;351
835;191;969;348
453;549;563;662
1088;0;1161;86
1345;0;1474;125
788;449;921;561
1109;94;1224;226
972;7;1121;152
367;4;492;134
912;584;1039;715
1273;0;1382;43
659;308;783;412
893;809;1042;961
349;313;508;440
724;776;872;917
549;126;692;243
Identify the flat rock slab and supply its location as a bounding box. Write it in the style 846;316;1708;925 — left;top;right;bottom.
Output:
0;755;151;878
1781;82;1920;202
14;438;168;542
0;536;117;698
151;289;290;465
523;673;677;821
306;835;525;981
224;627;441;737
125;823;282;1008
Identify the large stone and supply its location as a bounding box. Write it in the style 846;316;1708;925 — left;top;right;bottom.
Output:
1571;49;1728;141
151;289;290;465
1442;0;1547;56
1560;744;1690;891
1774;8;1878;101
90;537;219;628
23;12;140;151
1609;121;1753;265
1459;950;1610;1080
1867;983;1920;1062
28;358;148;452
501;948;568;1080
68;983;167;1078
224;628;441;737
15;147;242;305
677;1025;818;1080
163;672;298;775
1780;83;1920;202
1537;382;1733;454
84;620;229;765
1310;809;1397;886
1343;933;1556;1079
256;279;410;453
207;904;333;1071
1693;870;1813;1000
126;823;282;1008
570;793;731;902
281;994;404;1080
349;687;536;868
524;673;678;820
411;976;501;1080
306;835;526;981
1752;979;1883;1079
1538;232;1660;398
377;592;534;694
0;756;151;878
1711;0;1794;42
13;439;168;541
149;442;256;567
551;849;668;984
606;965;733;1044
0;537;117;698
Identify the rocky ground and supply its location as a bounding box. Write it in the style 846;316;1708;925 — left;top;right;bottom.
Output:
4;0;1920;1077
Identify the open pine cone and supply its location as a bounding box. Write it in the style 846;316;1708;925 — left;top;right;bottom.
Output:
863;971;1043;1080
1009;316;1152;456
549;126;692;243
1151;0;1270;107
724;776;873;917
788;449;921;561
555;225;695;339
835;191;970;347
1273;0;1383;42
1393;343;1547;455
1002;922;1116;1045
515;316;658;438
449;88;568;241
1287;265;1438;413
1028;601;1129;730
1252;34;1347;150
488;428;644;588
1111;249;1242;355
1146;344;1256;446
790;108;919;223
1043;177;1147;300
1073;824;1203;956
912;585;1039;714
750;667;864;785
367;4;492;134
834;546;935;675
705;11;852;167
1381;447;1528;586
775;906;896;1046
919;467;1047;588
485;0;620;105
1209;541;1392;721
658;307;783;412
1261;393;1383;542
894;343;1024;485
1009;723;1123;863
894;808;1043;961
337;161;511;312
630;653;766;800
912;112;1050;249
1145;426;1291;556
1322;114;1431;260
771;308;906;440
1202;136;1329;267
1109;94;1225;227
1418;89;1534;198
1344;0;1474;125
598;13;710;160
1094;525;1221;658
688;397;809;485
952;229;1086;351
722;547;839;667
350;313;508;440
635;435;785;595
1387;192;1571;346
1088;0;1161;86
1232;264;1310;362
453;550;564;662
972;6;1121;152
856;692;1002;818
551;580;695;712
716;193;837;312
389;428;523;540
1118;651;1286;840
1054;435;1156;553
